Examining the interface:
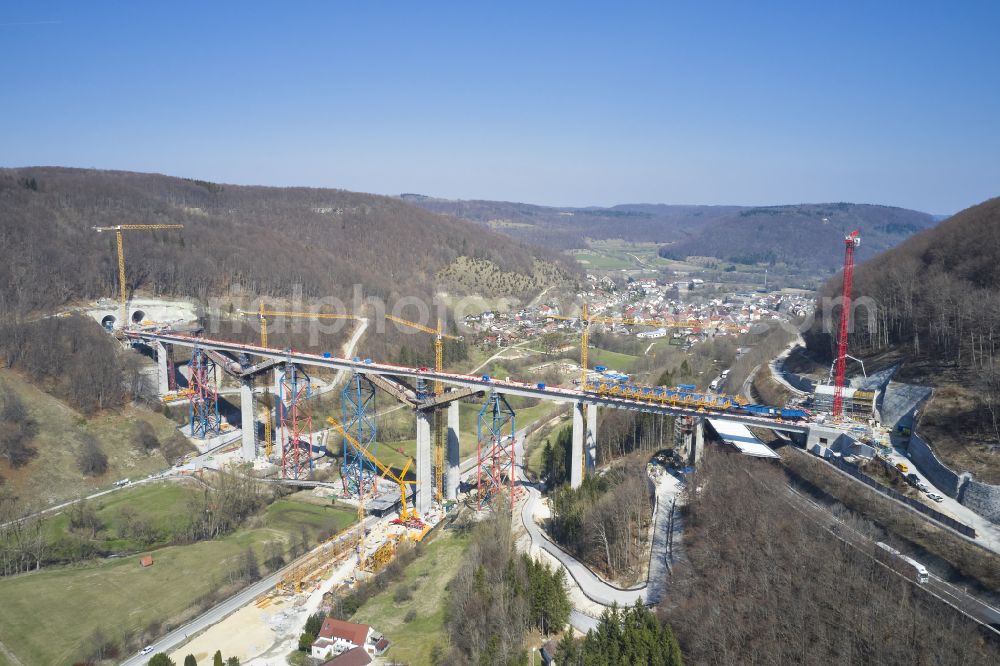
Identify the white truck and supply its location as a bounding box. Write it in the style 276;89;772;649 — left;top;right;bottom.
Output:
876;541;929;583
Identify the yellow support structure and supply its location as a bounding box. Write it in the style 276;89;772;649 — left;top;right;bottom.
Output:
326;416;417;520
383;314;460;504
92;223;184;328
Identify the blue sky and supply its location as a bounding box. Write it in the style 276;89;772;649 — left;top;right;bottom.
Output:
1;1;998;213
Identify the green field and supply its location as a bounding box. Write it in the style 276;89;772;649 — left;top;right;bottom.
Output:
587;347;639;372
43;482;199;554
351;530;471;665
0;369;187;509
374;400;561;472
0;527;279;666
0;485;358;666
265;494;357;541
567;240;678;273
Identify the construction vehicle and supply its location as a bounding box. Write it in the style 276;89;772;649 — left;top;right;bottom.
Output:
384;314;461;504
91;224;184;328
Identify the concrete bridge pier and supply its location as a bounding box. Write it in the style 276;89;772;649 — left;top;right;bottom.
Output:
239;379;256;460
446;400;461;501
415;409;433;516
585;402;598;473
273;371;282;449
676;416;706;466
570;401;585;488
153;340;169;396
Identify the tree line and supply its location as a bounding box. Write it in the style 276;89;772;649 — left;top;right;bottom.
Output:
0;167;572;318
807;196;1000;447
555;601;682;666
547;460;652;582
444;512;570;665
0;315;146;414
661;448;998;664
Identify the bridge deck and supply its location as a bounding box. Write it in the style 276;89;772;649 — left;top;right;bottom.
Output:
126;330;810;434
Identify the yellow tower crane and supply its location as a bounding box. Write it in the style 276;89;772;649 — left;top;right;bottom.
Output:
238;306;362;458
92;224;184;328
546;304;738;386
546;304;740;476
383;314;461;503
326;416;418;558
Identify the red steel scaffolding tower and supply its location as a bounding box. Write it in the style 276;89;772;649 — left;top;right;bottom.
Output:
476;391;517;512
833;230;861;418
279;362;314;479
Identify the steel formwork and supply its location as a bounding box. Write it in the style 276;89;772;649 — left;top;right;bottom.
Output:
278;362;314;479
476;391;517;511
188;347;221;438
341;373;378;497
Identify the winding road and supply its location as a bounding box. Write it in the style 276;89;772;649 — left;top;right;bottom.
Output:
514;435;682;609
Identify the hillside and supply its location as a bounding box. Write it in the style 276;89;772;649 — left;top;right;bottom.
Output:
806;196;1000;480
0;168;574;318
403;195;934;272
660;203;936;270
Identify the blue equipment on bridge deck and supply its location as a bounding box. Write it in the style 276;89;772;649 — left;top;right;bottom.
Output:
278;362;314;479
341;372;378;497
476;391;517;512
188;346;221;438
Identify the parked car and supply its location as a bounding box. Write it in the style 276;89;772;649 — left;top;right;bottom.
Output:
931;494;944;503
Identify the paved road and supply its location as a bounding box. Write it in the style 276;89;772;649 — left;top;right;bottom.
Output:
514;433;681;608
884;447;1000;553
470;339;536;375
779;477;1000;635
119;569;284;666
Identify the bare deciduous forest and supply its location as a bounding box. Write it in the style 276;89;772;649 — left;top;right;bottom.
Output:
662;450;998;665
0;167;576;317
807;196;1000;475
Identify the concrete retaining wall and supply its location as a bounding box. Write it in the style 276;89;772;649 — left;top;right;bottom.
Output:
906;434;962;498
959;477;1000;525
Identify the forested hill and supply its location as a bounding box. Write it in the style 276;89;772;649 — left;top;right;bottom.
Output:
806;196;1000;478
808;195;1000;361
401;195;934;272
660;203;935;270
0;168;571;316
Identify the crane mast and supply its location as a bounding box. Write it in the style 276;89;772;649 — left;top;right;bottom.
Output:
833;230;861;418
91;224;184;327
384;314;460;504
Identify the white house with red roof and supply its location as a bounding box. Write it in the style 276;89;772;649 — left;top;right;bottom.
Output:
311;618;389;661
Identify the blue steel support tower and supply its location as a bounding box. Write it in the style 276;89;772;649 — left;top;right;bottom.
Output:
188;346;221;439
341;372;378;497
476;391;516;511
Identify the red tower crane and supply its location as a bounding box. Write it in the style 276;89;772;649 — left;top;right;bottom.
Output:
833;230;861;418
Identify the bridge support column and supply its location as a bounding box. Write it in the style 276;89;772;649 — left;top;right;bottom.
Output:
273;372;282;455
585;402;598;473
693;417;705;464
570;402;585;489
239;379;256;461
153;341;169;396
446;401;461;501
416;410;433;516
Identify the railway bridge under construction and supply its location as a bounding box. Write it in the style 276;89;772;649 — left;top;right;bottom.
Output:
127;329;810;516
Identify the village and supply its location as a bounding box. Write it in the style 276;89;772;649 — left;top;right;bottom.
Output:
464;273;813;352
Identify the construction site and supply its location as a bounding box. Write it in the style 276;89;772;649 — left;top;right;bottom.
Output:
78;223;1000;665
